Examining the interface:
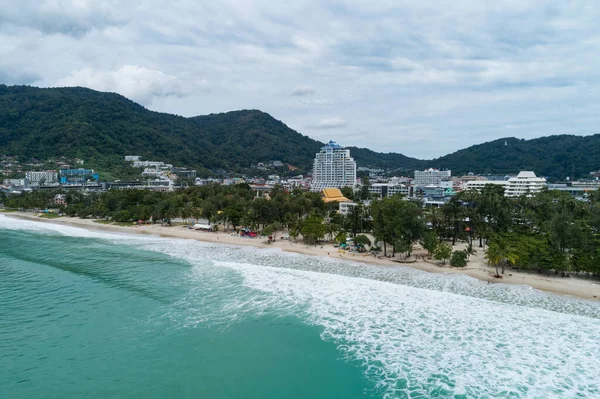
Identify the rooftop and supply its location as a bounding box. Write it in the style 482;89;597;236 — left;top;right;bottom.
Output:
321;140;343;150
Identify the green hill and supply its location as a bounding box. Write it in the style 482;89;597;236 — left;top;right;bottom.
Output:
0;85;598;179
432;136;600;180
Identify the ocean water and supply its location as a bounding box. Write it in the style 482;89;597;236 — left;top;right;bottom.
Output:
1;215;600;399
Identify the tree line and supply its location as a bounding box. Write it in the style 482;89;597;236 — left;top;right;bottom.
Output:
3;182;600;279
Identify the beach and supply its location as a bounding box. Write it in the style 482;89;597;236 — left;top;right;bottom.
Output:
4;211;600;301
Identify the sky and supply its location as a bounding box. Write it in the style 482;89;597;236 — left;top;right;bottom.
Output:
1;0;599;159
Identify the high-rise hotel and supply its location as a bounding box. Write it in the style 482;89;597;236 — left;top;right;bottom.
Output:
310;140;357;192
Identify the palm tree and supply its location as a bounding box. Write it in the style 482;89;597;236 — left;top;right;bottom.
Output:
485;235;519;277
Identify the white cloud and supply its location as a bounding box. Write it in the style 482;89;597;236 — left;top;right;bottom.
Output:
290;85;315;96
313;117;348;129
1;0;600;157
55;65;207;105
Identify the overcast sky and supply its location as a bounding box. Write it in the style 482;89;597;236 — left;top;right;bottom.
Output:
1;1;599;159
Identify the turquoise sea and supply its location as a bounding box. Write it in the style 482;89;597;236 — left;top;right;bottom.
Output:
1;215;600;398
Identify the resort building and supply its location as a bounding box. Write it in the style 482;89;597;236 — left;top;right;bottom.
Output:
413;169;451;186
464;171;547;197
505;171;547;197
26;170;58;184
310;141;357;192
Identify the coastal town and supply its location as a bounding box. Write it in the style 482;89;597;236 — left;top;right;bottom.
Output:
2;141;600;301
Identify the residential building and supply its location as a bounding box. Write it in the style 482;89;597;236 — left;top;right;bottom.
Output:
132;161;172;169
171;167;197;179
125;155;141;162
413;168;451;186
339;201;358;215
3;178;29;187
26;170;58;184
368;183;411;198
310;141;357;192
464;180;508;192
55;194;67;205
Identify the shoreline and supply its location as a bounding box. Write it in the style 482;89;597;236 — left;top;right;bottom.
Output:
3;212;600;302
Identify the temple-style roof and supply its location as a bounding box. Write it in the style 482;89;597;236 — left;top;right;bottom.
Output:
321;187;351;203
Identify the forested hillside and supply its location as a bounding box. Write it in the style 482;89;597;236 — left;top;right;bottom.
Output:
1;85;599;179
432;136;600;180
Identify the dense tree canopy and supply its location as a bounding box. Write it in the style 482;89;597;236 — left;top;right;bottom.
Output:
2;85;600;178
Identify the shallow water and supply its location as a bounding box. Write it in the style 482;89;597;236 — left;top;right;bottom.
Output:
1;215;599;398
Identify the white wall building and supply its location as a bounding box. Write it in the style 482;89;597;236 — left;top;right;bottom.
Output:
414;169;451;186
25;170;58;184
505;171;547;197
125;155;141;162
368;183;411;198
338;201;358;215
465;171;546;197
310;141;357;192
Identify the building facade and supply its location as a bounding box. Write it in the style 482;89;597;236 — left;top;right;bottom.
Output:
59;169;99;185
26;170;58;184
310;141;357;192
413;169;451;186
465;171;546;197
368;183;411;198
505;171;547;197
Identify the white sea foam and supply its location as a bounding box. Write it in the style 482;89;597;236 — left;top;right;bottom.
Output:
4;214;600;398
210;261;600;398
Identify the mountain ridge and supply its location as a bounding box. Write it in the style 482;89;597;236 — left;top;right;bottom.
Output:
0;84;598;179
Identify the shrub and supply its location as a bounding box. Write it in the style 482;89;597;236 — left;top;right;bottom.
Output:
450;250;468;267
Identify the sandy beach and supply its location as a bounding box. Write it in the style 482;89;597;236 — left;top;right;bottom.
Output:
4;211;600;301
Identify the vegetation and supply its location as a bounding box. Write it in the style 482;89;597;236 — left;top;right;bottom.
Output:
450;250;468;267
5;177;600;280
3;85;600;178
434;243;453;265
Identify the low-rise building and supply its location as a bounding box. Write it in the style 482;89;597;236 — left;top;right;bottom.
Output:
3;178;29;187
339;201;358;215
60;169;98;185
368;183;411;198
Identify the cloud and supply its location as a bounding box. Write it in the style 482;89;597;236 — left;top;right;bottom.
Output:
0;0;130;36
290;85;315;96
313;116;348;129
54;65;208;105
2;0;600;158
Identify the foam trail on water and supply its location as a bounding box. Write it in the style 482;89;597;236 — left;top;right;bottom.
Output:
4;214;600;398
212;261;600;398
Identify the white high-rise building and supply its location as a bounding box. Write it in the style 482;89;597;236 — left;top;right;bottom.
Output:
310;141;356;192
414;168;451;186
